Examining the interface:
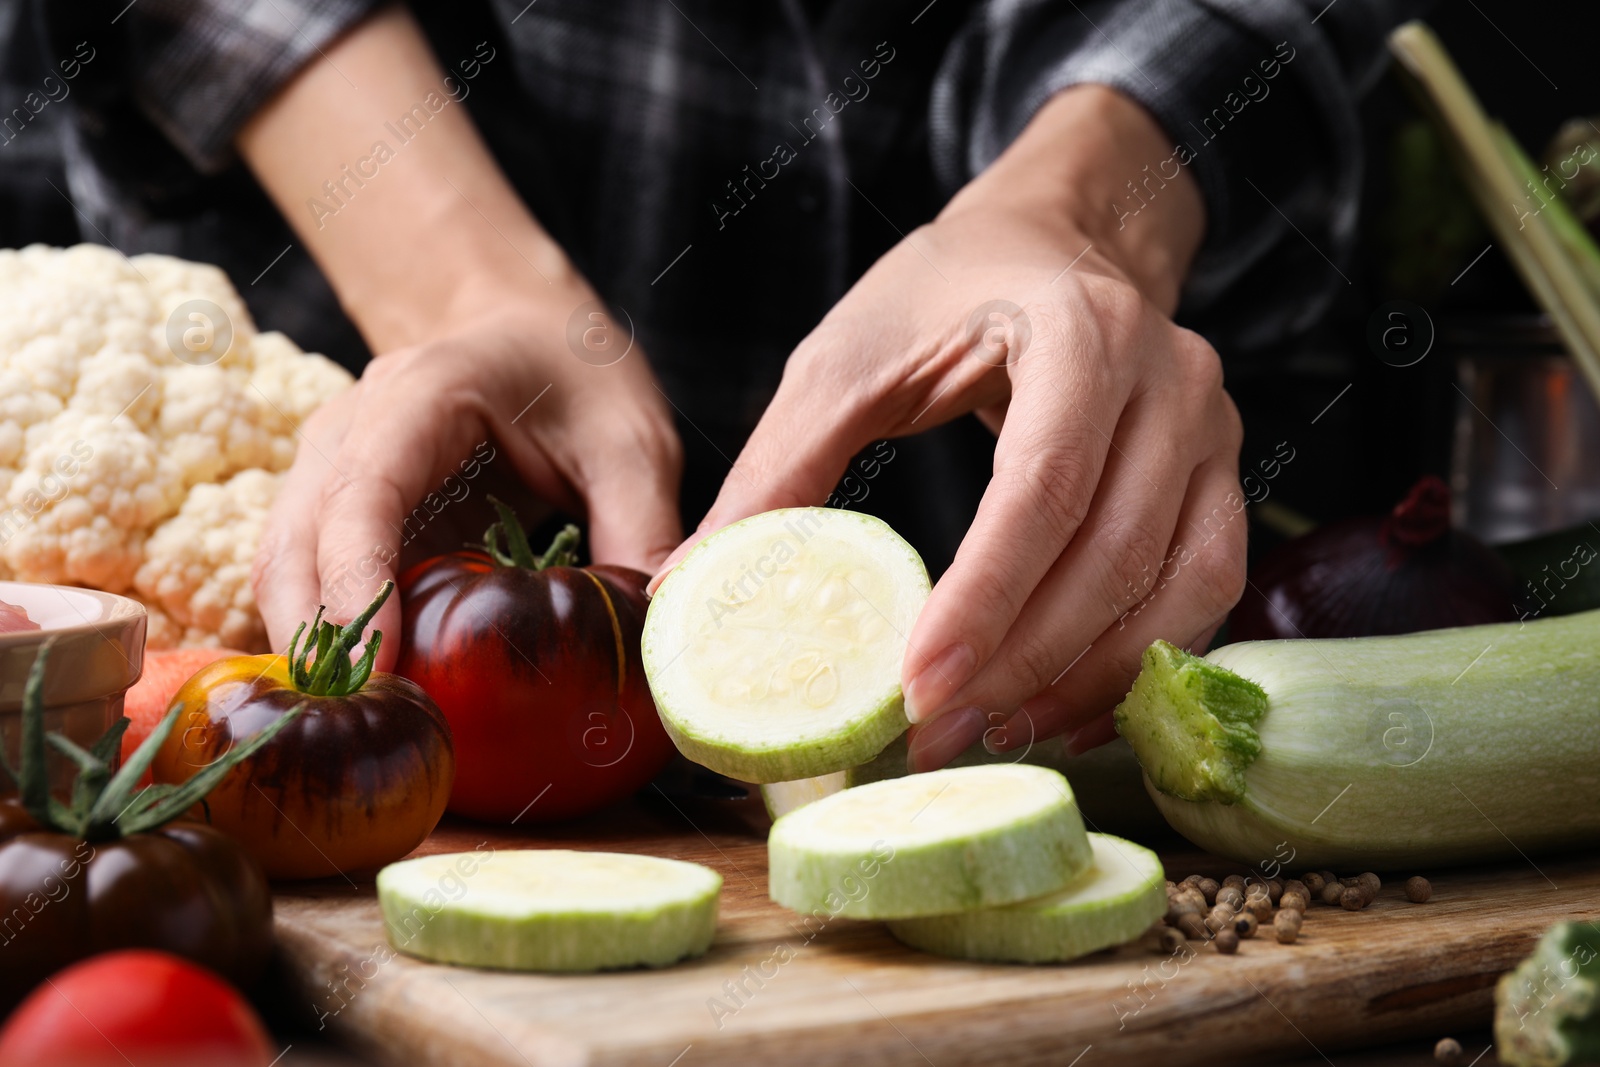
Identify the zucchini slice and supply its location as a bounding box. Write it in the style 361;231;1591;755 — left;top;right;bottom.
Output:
767;764;1092;920
643;508;930;783
759;735;1168;840
887;833;1167;963
377;850;721;972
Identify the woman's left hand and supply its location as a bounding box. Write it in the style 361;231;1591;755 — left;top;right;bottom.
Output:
653;85;1248;771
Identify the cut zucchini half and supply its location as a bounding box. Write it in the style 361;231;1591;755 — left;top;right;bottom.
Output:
643;507;930;783
887;833;1166;963
767;764;1091;920
377;850;721;972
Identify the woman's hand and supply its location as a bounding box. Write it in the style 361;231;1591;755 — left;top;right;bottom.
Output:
252;286;683;669
238;6;681;664
654;85;1246;769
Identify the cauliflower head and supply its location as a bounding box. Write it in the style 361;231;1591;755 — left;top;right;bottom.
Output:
0;244;354;650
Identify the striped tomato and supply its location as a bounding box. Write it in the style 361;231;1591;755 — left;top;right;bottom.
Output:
396;499;674;823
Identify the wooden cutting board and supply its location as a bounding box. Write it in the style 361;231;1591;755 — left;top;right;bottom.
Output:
272;792;1597;1067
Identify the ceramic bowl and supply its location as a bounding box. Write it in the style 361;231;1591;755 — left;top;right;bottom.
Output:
0;581;146;796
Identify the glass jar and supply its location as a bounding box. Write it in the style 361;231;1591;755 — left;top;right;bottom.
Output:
1449;316;1600;543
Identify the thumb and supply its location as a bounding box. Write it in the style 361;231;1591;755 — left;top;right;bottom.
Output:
647;382;868;593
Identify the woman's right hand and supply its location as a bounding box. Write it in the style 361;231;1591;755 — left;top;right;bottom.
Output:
250;283;684;669
234;6;683;664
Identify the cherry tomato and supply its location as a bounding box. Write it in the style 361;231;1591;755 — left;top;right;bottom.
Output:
397;501;675;822
151;584;454;879
0;951;272;1067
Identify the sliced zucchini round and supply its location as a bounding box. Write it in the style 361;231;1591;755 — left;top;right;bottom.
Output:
887;833;1167;963
767;764;1091;920
377;850;721;972
759;734;1167;838
643;507;930;783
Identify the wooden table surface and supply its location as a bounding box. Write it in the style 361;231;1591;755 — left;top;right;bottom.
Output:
270;791;1595;1067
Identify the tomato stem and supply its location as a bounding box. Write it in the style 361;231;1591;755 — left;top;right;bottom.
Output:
481;496;580;571
538;525;581;569
288;581;393;697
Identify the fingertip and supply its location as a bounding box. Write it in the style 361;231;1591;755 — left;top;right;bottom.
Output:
646;534;701;595
252;529;322;658
905;705;986;773
901;640;976;724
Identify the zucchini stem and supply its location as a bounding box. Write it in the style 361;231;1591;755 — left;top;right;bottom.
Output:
1111;641;1268;804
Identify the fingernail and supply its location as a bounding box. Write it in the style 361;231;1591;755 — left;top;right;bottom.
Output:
646;551;685;596
906;706;986;773
903;643;976;723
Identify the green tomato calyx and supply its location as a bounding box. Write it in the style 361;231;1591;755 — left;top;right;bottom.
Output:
480;495;580;571
288;579;393;697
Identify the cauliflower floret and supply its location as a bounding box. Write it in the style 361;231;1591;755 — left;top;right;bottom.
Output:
9;335;84;398
2;412;184;592
0;368;63;467
159;364;285;485
135;251;258;372
68;348;161;430
0;251;153;366
135;468;280;653
249;332;355;433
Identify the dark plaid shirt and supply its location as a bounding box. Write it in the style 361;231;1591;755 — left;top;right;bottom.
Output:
32;0;1418;572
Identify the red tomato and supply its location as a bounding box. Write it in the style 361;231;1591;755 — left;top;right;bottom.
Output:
396;504;676;822
0;951;273;1067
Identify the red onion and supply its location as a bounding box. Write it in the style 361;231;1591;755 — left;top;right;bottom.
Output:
1228;475;1519;641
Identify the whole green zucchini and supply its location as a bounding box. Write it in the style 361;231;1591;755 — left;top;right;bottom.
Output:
1112;609;1600;868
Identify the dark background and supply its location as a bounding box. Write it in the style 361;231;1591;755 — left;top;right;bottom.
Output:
1;0;1590;565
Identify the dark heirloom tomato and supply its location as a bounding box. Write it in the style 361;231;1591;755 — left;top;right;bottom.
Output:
397;500;676;822
0;803;270;1010
153;583;454;880
0;643;277;1010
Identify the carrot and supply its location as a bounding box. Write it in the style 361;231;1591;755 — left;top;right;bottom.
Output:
122;647;242;780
